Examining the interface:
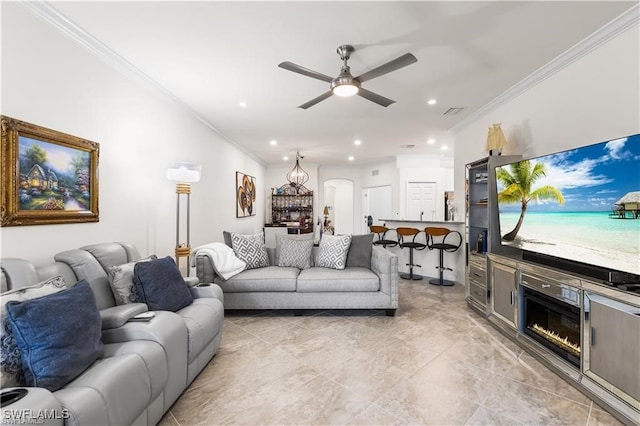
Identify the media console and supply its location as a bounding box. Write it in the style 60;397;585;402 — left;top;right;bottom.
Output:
467;253;640;426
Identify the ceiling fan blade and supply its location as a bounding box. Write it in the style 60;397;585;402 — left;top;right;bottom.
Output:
278;61;333;83
357;88;395;107
355;53;418;83
298;91;334;109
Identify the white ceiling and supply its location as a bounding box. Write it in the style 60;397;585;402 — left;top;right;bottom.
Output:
49;1;635;167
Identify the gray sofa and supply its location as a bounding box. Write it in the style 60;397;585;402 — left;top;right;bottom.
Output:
0;242;224;426
195;243;399;316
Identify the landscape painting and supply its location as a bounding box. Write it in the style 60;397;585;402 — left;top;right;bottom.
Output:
1;116;99;226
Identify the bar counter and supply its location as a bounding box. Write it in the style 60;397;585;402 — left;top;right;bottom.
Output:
263;223;313;247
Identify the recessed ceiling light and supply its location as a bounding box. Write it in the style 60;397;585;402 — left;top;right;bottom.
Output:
440;145;448;151
283;156;289;161
427;138;436;145
348;156;354;161
270;140;277;146
239;101;248;107
354;139;362;146
427;99;437;105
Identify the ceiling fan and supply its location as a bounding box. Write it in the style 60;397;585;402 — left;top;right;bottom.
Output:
278;44;417;109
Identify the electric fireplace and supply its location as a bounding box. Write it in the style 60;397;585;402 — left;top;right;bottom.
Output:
520;274;581;368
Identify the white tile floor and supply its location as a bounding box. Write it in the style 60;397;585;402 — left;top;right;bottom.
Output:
160;278;622;425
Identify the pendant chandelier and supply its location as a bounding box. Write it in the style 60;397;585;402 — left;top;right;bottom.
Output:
286;151;309;189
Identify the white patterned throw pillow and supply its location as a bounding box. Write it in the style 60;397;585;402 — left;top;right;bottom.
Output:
1;276;66;387
315;234;352;270
107;255;157;305
278;238;314;270
231;232;269;270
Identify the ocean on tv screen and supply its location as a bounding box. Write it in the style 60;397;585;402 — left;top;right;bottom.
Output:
496;134;640;276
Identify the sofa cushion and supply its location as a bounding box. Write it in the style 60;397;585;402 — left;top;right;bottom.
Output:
297;267;381;292
231;232;269;270
215;266;299;292
346;234;374;269
0;276;66;387
278;238;314;270
133;256;193;312
275;233;314;266
5;281;103;392
315;234;352;270
107;255;157;305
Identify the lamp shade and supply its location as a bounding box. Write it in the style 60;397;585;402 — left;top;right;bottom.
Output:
166;162;202;183
323;206;329;216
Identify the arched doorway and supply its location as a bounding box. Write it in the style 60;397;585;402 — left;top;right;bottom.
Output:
323;179;354;235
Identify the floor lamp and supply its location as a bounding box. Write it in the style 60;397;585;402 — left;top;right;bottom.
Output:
166;162;202;276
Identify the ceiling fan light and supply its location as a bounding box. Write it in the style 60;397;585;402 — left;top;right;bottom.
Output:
333;83;359;97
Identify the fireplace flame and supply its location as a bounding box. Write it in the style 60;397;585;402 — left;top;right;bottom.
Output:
530;323;581;357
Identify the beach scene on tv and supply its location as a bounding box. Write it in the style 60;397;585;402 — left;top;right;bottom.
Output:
496;134;640;276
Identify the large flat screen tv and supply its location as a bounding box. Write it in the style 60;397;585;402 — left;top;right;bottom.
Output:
495;133;640;280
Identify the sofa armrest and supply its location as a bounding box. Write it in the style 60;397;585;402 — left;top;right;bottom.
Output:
371;245;399;307
184;276;199;288
1;387;64;426
194;254;220;284
190;283;224;304
99;303;148;330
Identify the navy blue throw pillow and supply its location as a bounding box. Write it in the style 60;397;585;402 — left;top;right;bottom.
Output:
132;256;193;312
5;281;103;392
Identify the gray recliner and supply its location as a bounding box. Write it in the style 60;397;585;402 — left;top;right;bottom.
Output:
1;256;176;425
53;242;225;388
1;242;224;426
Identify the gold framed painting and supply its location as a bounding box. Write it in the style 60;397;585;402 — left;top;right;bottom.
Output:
236;171;256;218
1;116;99;226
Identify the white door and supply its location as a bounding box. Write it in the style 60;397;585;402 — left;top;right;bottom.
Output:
407;182;436;221
362;186;392;233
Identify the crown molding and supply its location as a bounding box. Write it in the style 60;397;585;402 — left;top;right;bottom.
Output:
19;1;265;166
450;4;639;135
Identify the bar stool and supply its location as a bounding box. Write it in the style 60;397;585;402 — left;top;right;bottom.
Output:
396;227;426;280
425;227;462;286
369;225;398;249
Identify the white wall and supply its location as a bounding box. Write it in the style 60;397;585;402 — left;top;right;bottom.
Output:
358;158;453;223
396;155;453;221
452;21;640;284
360;160;399;222
0;3;265;267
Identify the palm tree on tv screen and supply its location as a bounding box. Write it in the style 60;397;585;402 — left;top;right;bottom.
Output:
497;160;565;241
